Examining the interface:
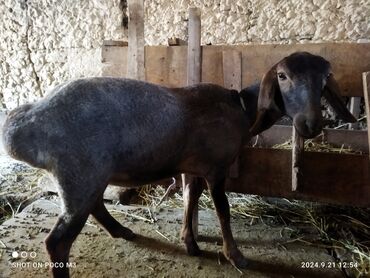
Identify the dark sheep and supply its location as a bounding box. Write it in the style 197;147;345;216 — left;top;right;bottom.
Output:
180;51;357;260
2;52;356;277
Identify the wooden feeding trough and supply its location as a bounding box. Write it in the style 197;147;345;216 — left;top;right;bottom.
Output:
102;7;370;207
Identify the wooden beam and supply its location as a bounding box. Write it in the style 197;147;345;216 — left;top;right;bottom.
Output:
186;7;201;238
226;148;370;207
292;126;304;191
187;8;201;85
127;0;145;80
363;72;370;159
103;40;128;47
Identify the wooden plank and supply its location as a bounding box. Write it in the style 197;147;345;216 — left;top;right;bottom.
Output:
222;50;242;178
145;46;188;87
127;0;145;80
102;46;127;65
103;40;128;47
349;97;361;129
292;127;304;191
363;72;370;158
202;46;224;86
102;43;370;95
102;45;188;85
226;148;370;207
187;8;201;85
145;46;168;85
255;125;369;153
235;43;370;96
222;50;242;91
101;46;128;77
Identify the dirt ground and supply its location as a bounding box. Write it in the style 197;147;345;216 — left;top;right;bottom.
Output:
0;198;346;278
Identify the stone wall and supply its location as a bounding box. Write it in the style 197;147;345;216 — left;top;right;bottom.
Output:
146;0;369;45
1;0;124;109
1;0;369;109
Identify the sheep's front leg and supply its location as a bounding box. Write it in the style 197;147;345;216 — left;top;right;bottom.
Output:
207;174;248;269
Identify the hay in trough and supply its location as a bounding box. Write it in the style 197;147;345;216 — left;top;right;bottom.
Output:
273;138;363;154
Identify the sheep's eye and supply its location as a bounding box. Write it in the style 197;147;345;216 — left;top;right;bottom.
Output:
277;72;287;80
327;73;332;79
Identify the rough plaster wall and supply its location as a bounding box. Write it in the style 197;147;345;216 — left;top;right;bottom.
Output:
145;0;370;45
1;0;369;109
0;0;124;109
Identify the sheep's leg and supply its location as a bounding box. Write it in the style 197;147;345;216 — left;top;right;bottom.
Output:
45;207;90;278
208;175;248;269
91;198;135;240
181;176;205;256
44;169;109;278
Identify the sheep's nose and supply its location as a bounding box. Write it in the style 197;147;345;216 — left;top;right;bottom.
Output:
305;119;322;137
293;113;322;139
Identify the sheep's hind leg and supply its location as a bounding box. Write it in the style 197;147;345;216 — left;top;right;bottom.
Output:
45;212;89;278
91;198;135;240
207;174;248;269
181;176;206;256
44;179;100;278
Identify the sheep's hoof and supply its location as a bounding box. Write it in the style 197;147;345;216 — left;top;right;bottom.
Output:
226;249;248;269
113;227;136;240
185;241;201;256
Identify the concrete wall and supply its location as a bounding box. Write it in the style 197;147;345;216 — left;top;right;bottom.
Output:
1;0;369;109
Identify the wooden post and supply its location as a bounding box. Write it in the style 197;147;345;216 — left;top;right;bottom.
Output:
187;8;201;85
362;72;370;159
185;7;201;239
127;0;145;80
349;97;361;130
292;126;304;191
222;50;242;178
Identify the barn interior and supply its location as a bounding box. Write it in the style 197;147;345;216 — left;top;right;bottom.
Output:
0;1;369;277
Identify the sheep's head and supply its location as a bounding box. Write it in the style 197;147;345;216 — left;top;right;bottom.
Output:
250;52;356;138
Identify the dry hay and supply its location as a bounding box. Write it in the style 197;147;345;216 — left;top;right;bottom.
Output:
0;164;45;223
273;138;363;154
138;184;370;277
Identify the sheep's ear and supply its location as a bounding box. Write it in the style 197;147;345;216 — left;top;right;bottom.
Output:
323;74;356;123
249;65;283;135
